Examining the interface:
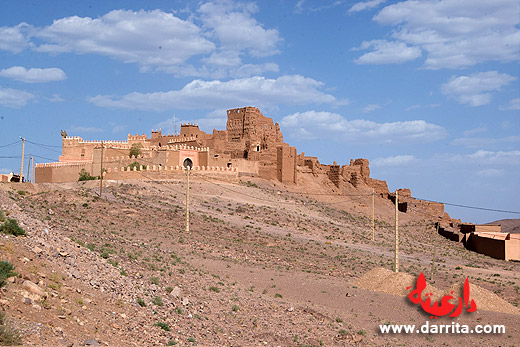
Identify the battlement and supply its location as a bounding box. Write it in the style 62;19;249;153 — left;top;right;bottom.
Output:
64;136;129;145
36;161;91;168
167;137;198;144
167;143;209;152
227;106;261;115
181;123;199;127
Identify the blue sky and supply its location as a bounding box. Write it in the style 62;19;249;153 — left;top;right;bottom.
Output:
0;0;518;223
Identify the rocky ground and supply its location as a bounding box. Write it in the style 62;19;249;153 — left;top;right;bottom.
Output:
0;175;518;346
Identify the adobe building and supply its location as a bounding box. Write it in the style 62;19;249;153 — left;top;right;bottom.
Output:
34;105;446;219
36;107;297;184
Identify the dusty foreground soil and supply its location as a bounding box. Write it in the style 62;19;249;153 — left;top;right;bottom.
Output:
0;177;518;346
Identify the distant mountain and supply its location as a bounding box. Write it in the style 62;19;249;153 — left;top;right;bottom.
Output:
485;219;520;234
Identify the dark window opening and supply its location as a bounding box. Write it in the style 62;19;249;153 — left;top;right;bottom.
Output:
183;158;193;169
227;162;232;168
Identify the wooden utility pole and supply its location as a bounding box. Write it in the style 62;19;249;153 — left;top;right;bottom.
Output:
19;137;25;182
394;189;399;273
99;141;104;197
26;154;31;183
185;167;190;232
116;157;120;196
31;156;34;183
371;188;375;241
431;222;439;282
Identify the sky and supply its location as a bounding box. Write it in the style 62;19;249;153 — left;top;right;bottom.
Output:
0;0;519;223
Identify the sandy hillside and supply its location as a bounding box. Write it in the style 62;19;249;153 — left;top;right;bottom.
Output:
0;177;518;346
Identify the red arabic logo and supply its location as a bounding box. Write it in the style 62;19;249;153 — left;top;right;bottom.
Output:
406;273;477;319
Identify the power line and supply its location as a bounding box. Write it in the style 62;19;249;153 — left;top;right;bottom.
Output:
25;139;62;148
414;197;520;214
0;140;21;148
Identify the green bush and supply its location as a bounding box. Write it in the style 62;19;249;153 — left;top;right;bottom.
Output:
0;219;25;236
0;261;16;288
129;143;143;158
154;321;170;331
137;298;146;307
78;169;98;181
152;296;163;306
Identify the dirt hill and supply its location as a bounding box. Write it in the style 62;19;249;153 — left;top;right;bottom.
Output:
486;219;520;234
0;178;518;346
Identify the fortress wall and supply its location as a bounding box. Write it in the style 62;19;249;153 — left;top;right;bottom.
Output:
277;144;297;184
36;162;93;183
368;178;390;196
475;225;502;233
230;159;259;174
258;149;278;181
327;164;341;188
467;233;506;260
505;236;520;261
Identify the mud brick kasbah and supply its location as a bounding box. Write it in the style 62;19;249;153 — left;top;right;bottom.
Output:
35;106;446;219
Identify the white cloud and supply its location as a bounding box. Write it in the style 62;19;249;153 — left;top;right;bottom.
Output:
354;40;422;64
0;23;32;53
467;149;520;165
438;149;520;168
47;94;65;102
362;104;381;113
372;155;417;167
0;66;66;83
0;86;35;108
348;0;386;13
67;126;103;133
441;71;516;106
280;110;447;143
499;98;520;111
357;0;520;69
0;3;282;78
452;135;520;149
34;9;215;69
198;0;282;58
89;75;338;111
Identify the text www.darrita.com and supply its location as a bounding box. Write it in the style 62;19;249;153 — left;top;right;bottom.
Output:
379;321;505;334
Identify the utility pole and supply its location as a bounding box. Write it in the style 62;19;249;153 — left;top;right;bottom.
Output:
394;189;399;273
431;222;439;282
185;167;190;232
99;141;104;197
371;188;375;241
19;137;25;182
31;156;34;183
26;154;31;183
116;157;120;196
